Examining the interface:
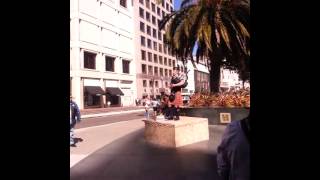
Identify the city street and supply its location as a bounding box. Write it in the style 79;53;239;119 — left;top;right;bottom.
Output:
70;114;227;180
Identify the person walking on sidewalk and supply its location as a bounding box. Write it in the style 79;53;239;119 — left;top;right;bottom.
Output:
144;96;151;120
151;97;160;120
70;96;81;147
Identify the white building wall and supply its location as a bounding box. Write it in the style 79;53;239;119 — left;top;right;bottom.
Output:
70;0;136;109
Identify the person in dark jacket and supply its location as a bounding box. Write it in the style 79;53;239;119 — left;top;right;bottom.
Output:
217;115;250;180
70;96;81;147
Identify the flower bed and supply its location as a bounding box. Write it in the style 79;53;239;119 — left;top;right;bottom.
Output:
188;89;250;108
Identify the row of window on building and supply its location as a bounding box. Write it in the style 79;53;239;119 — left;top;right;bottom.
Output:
140;36;167;51
141;64;172;77
140;22;164;40
141;50;174;65
83;51;130;74
139;0;173;17
142;79;168;88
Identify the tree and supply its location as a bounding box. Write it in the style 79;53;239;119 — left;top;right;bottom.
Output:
159;0;250;93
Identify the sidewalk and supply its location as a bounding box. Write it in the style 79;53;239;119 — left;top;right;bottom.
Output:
80;106;145;119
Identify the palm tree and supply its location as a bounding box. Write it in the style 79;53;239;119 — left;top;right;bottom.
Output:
159;0;250;93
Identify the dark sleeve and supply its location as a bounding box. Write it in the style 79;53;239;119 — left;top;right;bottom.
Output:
217;125;233;180
74;103;81;121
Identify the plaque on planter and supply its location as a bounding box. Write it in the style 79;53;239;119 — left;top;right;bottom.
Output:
220;113;231;123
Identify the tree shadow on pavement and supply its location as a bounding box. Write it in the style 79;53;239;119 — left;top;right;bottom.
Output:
70;126;224;180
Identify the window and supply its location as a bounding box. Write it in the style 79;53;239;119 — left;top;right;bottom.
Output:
84;51;96;69
143;80;147;87
141;50;146;60
171;6;173;12
139;8;144;18
146;12;150;21
153;41;157;50
120;0;127;8
165;69;168;77
159;44;162;52
154;67;158;76
147;39;152;48
147;25;151;35
151;3;155;12
145;0;150;9
162;11;166;18
161;0;164;7
158;31;162;40
173;60;176;67
160;68;163;76
169;70;172;76
154;54;158;63
164;58;167;65
148;65;153;75
141;36;145;46
139;0;143;4
155;81;159;87
152;16;156;25
164;44;167;54
157;20;161;28
166;3;169;11
140;22;145;32
149;80;153;87
159;56;163;64
122;60;130;74
157;7;160;16
105;56;115;72
148;52;152;62
169;59;172;66
142;64;147;74
152;28;157;38
165;81;168;87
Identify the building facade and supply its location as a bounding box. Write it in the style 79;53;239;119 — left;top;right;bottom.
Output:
220;68;250;91
133;0;176;99
176;58;210;94
70;0;136;109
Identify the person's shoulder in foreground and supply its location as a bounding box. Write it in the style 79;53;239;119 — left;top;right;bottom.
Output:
217;117;250;180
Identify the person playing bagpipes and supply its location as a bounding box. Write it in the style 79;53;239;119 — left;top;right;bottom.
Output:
167;66;187;120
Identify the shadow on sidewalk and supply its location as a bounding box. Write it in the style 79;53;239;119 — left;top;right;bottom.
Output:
70;126;223;180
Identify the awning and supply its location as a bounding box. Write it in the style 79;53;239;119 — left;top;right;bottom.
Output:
85;86;105;95
106;87;124;96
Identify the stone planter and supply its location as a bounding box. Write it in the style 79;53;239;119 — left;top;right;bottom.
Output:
179;107;249;125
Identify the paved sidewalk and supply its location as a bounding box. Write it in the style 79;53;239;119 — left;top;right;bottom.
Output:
70;121;227;180
70;119;145;168
81;106;144;115
80;106;145;119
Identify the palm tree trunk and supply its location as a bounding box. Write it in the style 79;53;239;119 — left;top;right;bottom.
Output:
209;51;222;93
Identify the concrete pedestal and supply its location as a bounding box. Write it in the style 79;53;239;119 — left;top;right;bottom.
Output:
142;116;209;148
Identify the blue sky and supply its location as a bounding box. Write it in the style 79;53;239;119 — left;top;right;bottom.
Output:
174;0;182;10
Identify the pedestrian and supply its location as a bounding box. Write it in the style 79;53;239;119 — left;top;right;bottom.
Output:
144;96;151;120
70;96;81;147
168;66;187;120
151;97;160;120
217;114;250;180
